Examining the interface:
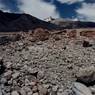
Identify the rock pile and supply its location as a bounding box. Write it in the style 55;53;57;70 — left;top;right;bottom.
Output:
0;29;95;95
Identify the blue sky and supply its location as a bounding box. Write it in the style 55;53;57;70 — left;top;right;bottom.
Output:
0;0;95;21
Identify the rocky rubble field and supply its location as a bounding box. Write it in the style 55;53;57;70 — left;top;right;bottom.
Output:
0;28;95;95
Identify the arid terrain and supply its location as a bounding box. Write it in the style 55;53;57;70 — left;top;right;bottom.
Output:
0;28;95;95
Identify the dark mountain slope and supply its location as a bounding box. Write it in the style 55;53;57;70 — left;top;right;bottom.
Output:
0;10;95;32
0;10;60;32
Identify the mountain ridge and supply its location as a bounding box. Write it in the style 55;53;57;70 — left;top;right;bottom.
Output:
51;18;95;28
0;10;95;32
0;10;61;32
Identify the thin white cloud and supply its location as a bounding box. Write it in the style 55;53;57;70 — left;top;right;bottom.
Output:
18;0;60;20
57;0;84;4
76;3;95;22
0;3;10;12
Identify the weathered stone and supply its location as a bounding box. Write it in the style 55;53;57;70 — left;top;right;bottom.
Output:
51;91;57;95
11;91;19;95
52;85;59;92
32;86;38;93
76;66;95;85
5;62;12;69
28;68;38;78
43;84;50;89
58;88;63;93
25;79;30;86
6;93;11;95
12;72;20;79
33;92;39;95
0;78;7;84
72;82;92;95
51;85;59;95
20;88;26;95
30;81;36;87
27;91;33;95
4;70;12;80
0;57;3;61
53;35;61;41
22;86;32;93
36;41;43;45
89;87;95;94
37;71;44;80
38;85;48;95
62;89;72;95
0;88;2;95
18;42;24;46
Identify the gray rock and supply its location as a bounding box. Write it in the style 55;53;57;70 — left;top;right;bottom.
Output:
18;42;24;46
33;92;39;95
38;85;48;95
20;88;26;95
8;79;13;85
5;86;11;93
12;72;20;79
5;62;12;69
0;57;3;61
32;86;38;93
58;88;63;93
72;82;92;95
28;68;38;78
4;70;12;80
0;78;7;84
27;91;33;95
29;81;36;87
51;86;58;95
57;92;64;95
22;86;32;93
6;93;11;95
11;91;19;95
89;87;95;94
51;91;57;95
36;41;43;45
37;71;44;80
52;85;59;92
76;66;95;84
63;89;73;95
50;86;59;95
43;84;50;89
24;79;30;86
0;89;2;95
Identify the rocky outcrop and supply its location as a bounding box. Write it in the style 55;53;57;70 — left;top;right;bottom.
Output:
32;28;50;41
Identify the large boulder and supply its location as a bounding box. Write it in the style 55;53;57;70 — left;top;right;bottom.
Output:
76;66;95;85
72;82;92;95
